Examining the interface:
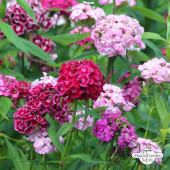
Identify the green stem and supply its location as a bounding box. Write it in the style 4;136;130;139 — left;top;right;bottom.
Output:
112;0;116;14
59;100;78;170
21;55;24;74
106;57;116;83
138;162;143;170
144;107;153;138
41;155;46;170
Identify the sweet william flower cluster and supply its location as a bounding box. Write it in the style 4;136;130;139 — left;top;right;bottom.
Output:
13;75;69;134
70;2;106;22
28;129;64;154
68;110;94;130
130;137;163;164
138;58;170;84
93;84;134;112
0;0;52;38
91;14;145;57
92;113;137;150
56;59;105;102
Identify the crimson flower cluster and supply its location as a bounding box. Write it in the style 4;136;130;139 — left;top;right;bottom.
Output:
56;59;105;101
13;76;69;134
0;0;52;39
92;113;137;150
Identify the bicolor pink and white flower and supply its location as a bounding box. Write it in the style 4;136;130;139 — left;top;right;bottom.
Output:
91;14;145;57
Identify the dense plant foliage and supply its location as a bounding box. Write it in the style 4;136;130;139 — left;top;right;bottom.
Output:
0;0;170;170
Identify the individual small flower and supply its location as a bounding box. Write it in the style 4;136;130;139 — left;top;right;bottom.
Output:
99;0;136;6
69;26;93;49
70;2;105;22
91;14;145;57
56;59;105;101
138;58;170;84
92;113;137;148
27;129;64;154
68;110;94;130
130;137;163;164
93;84;134;112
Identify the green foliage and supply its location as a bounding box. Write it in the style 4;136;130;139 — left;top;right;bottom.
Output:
129;6;166;23
45;33;91;45
0;0;6;19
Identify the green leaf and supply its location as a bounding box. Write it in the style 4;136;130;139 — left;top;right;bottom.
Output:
46;114;64;153
103;3;113;15
0;133;25;143
164;143;170;149
18;149;31;170
143;40;163;58
128;50;149;61
45;33;91;45
142;32;168;43
0;22;56;65
67;154;107;164
0;0;6;19
154;93;168;129
71;43;93;59
0;22;28;54
16;0;37;24
5;139;24;170
160;128;170;145
0;97;12;120
56;122;73;137
130;6;166;23
0;39;10;50
20;38;56;65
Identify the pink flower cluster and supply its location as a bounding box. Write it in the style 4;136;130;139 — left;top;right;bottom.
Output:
28;129;64;154
56;59;105;102
117;65;144;105
130;137;162;164
69;26;93;49
40;0;78;10
138;58;170;84
93;84;134;112
0;0;52;38
0;75;31;106
70;2;106;22
68;110;94;130
92;113;137;149
99;0;136;6
12;74;69;134
91;14;145;57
